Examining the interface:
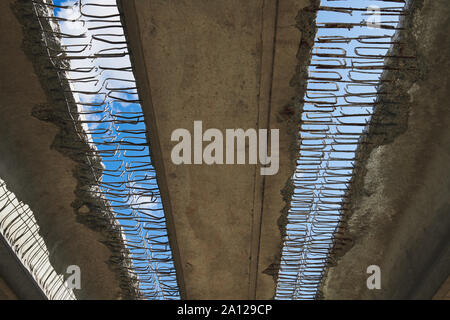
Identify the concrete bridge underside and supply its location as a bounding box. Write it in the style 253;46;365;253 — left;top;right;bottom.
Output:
120;0;450;299
1;0;448;300
1;0;313;300
120;0;312;299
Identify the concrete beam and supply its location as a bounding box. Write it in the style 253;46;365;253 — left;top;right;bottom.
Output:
120;0;314;299
0;234;46;300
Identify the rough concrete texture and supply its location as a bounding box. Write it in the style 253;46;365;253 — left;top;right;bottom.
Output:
0;0;138;299
321;0;450;299
120;0;315;299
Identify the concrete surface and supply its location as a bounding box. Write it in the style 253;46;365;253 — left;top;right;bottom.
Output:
0;278;17;300
321;0;450;299
433;276;450;300
120;0;315;299
0;0;138;299
5;0;446;301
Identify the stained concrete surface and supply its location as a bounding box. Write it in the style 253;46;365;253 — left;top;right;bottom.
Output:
120;0;314;299
0;0;137;299
321;0;450;299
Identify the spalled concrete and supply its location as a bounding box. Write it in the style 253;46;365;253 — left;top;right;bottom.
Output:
321;0;450;299
119;0;314;299
0;0;138;299
0;234;46;300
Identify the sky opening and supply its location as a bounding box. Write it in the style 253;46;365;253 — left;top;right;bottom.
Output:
275;0;409;300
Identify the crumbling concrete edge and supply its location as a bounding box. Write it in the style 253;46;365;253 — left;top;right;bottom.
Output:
264;0;320;298
11;0;141;299
316;0;423;299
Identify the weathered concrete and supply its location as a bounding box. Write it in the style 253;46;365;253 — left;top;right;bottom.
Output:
321;0;450;299
433;276;450;300
0;278;17;300
0;0;138;299
120;0;314;299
